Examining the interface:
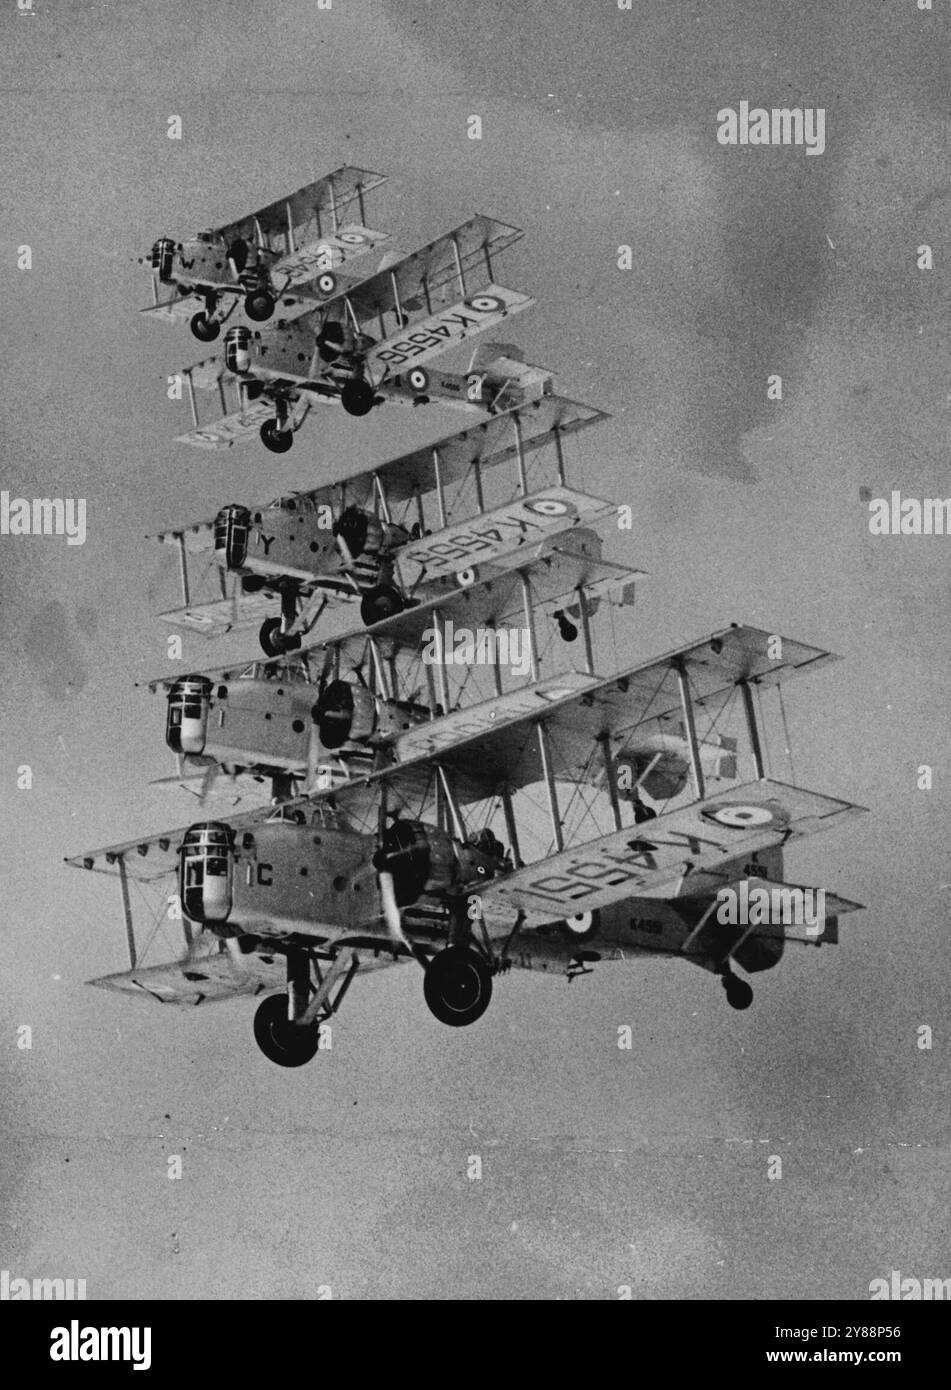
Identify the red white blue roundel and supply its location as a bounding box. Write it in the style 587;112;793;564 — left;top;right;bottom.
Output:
522;496;577;518
464;294;504;314
408;367;430;392
316;272;337;295
338;231;367;245
704;802;784;829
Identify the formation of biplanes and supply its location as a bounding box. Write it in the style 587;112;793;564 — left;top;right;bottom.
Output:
69;167;866;1065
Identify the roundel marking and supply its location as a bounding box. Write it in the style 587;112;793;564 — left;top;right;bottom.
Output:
464;294;504;314
408;367;430;391
706;803;782;829
455;567;477;588
523;496;576;518
316;272;337;295
337;231;367;245
564;911;595;936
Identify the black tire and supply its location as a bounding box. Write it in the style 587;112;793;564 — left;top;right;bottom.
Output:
190;312;220;343
723;975;753;1010
260;419;294;454
317;322;345;362
360;584;404;627
340;378;376;417
245;290;275;322
253;993;321;1067
423;947;493;1028
258;617;301;657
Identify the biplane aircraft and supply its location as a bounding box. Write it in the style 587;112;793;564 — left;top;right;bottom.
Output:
153;392;613;655
144;510;644;801
173;339;554;453
142;166;390;340
170;215;534;448
68;625;865;1067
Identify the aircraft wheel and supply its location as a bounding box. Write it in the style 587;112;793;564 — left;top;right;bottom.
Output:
722;973;753;1010
245;290;276;322
340;378;376;417
190;312;220;343
253;993;320;1067
259;618;302;657
260;419;294;453
360;584;404;627
423;947;493;1028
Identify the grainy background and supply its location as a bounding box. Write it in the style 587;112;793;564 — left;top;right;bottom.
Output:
1;0;948;1299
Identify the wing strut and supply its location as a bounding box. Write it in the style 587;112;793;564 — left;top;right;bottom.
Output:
432;448;448;527
451;234;467;298
175;534;191;608
518;572;539;681
116;856;137;969
739;678;766;779
388;270;405;328
512;411;529;495
598;732;623;831
285;201;296;254
536;721;565;852
575;584;594;674
675;657;705;800
553;424;567;486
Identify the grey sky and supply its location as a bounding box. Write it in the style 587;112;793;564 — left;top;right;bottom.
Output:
1;0;948;1299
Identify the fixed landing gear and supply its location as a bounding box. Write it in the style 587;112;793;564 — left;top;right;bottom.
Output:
340;378;376;417
253;993;321;1067
423;946;493;1027
720;967;753;1010
190;311;220;342
260;418;294;453
258;617;302;657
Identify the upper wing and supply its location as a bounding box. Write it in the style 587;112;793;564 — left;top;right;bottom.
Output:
477;780;866;922
338;215;524;319
212;167;387;252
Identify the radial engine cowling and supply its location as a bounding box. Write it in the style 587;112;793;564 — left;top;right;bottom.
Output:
224;325;253;375
150;237;176;283
179;821;234;925
213;504;251;570
314;679;427;750
166;675;212;755
373;821;500;908
333;506;409;561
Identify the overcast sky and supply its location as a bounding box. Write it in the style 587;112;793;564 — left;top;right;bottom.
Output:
1;0;948;1300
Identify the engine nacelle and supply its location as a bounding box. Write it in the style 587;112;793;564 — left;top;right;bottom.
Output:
333;506;409;562
314;679;427;750
374;820;503;907
213;504;251;570
166;675;212;755
150;237;176;283
179;821;234;924
224;325;253;375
